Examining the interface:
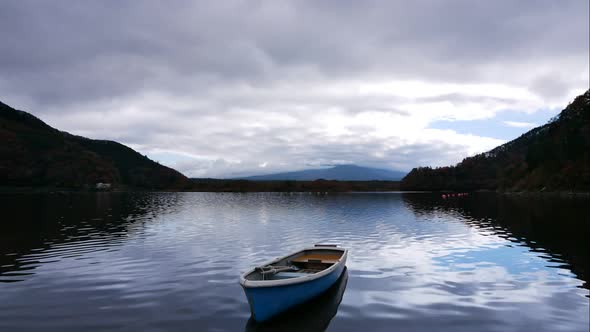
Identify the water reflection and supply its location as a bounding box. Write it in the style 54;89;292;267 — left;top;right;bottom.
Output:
0;192;588;332
245;268;348;332
0;192;182;282
402;192;590;290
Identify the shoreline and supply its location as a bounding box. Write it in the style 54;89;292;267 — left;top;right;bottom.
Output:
1;186;589;196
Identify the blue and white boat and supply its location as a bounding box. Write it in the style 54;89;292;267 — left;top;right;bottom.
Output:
240;244;348;322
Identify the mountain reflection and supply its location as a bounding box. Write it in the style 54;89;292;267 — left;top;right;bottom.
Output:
401;192;590;289
0;192;587;331
0;192;182;282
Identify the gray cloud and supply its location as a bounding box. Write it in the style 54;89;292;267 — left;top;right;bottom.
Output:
0;0;588;176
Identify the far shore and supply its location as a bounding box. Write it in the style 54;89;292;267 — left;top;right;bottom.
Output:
1;184;589;196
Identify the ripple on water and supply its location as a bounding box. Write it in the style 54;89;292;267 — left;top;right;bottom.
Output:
0;192;588;332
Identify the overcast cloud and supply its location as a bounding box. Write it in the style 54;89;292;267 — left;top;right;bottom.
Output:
1;1;588;177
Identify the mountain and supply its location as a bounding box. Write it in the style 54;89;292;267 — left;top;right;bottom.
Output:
240;164;406;181
401;89;590;192
0;101;189;189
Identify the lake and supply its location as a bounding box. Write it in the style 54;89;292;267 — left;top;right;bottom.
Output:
0;192;588;331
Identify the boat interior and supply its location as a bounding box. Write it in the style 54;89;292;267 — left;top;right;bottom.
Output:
245;248;344;281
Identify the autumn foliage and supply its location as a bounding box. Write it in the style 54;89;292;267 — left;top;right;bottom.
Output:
401;90;590;192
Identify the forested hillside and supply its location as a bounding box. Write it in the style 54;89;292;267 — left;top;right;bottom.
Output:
0;101;190;189
401;90;590;192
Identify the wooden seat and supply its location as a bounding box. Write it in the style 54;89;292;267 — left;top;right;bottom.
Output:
291;253;341;264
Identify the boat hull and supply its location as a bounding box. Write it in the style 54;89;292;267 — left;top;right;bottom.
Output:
242;258;346;322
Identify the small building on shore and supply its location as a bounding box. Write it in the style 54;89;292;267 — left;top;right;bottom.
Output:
95;182;111;190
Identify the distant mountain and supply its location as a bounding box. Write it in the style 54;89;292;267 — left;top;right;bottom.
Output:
401;89;590;192
240;164;406;181
0;101;189;189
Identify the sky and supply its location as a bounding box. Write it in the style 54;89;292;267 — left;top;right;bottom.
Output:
1;1;588;178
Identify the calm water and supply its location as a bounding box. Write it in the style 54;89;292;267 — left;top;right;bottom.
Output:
0;192;588;332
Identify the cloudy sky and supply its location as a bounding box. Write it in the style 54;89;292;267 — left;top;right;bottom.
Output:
1;1;588;177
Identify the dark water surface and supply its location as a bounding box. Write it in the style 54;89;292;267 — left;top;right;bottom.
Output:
0;192;588;331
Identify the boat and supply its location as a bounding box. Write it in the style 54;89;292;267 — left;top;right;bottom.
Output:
240;244;348;322
245;267;348;331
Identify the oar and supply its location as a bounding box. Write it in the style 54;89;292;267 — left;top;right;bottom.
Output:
256;265;299;275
